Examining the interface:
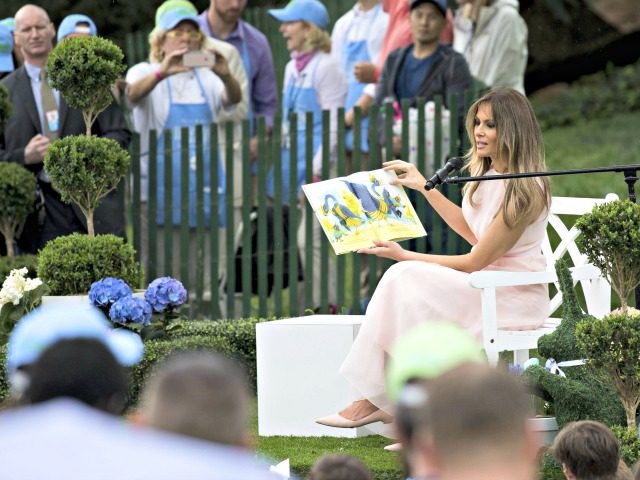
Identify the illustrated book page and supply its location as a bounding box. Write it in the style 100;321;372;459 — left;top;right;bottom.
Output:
302;169;427;255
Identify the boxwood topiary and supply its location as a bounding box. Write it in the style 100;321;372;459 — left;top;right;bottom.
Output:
44;136;130;237
37;233;141;295
0;163;36;259
575;199;640;310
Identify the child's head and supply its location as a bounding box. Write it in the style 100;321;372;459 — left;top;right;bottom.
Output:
308;455;371;480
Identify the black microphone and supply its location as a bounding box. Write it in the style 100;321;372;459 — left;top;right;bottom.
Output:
424;157;465;191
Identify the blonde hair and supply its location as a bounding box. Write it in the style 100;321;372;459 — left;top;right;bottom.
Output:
463;88;550;228
148;27;206;63
302;22;331;53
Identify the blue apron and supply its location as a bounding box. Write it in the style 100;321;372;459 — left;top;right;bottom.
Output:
343;5;381;153
267;58;322;203
156;70;225;227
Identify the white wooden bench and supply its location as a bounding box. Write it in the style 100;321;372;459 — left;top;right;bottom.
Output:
256;194;618;436
471;193;619;366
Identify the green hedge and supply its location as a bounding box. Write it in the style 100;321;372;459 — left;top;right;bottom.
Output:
533;60;640;130
0;317;263;408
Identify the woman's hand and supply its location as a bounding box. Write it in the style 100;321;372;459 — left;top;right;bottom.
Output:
353;61;377;84
209;49;231;79
383;160;427;192
158;47;190;77
358;240;408;261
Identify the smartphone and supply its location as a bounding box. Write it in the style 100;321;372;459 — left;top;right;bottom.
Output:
183;50;216;68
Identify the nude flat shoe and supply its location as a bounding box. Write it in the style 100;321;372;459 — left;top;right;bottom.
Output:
383;442;403;452
315;409;393;428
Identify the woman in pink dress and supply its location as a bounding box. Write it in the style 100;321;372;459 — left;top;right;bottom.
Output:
317;87;551;427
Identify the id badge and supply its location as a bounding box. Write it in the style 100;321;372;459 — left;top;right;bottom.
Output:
45;110;59;133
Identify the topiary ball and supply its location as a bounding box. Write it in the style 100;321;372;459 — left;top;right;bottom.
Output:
37;233;141;296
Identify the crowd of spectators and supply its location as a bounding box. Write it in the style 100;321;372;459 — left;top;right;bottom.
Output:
0;0;529;304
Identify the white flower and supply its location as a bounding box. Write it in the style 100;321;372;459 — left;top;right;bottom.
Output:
24;278;43;292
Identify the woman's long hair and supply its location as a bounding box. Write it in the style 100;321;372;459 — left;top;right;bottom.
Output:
463;88;550;228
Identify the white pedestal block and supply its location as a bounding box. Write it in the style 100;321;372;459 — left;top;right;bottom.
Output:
256;315;390;438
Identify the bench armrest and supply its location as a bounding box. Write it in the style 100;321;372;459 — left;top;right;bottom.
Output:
469;264;601;289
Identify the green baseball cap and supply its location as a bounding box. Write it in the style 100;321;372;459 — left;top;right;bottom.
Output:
386;322;486;402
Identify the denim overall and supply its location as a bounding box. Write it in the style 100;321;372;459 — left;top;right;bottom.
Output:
267;57;322;202
156;70;225;227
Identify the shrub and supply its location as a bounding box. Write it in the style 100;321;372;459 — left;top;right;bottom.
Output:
168;318;261;390
0;83;11;134
0;254;37;281
0;164;36;259
575;199;640;309
44;136;130;238
611;425;640;466
576;310;640;430
44;36;129;237
46;36;125;134
37;233;141;295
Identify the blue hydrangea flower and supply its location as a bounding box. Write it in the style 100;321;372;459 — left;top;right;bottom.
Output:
88;278;133;308
144;277;187;312
109;296;152;326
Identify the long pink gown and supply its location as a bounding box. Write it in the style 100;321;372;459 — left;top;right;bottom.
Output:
340;170;550;413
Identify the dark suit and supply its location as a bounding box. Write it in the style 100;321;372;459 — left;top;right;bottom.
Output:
0;65;131;253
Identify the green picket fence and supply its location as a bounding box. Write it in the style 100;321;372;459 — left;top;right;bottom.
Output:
126;91;483;320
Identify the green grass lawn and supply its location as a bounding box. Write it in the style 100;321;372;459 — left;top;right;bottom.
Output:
250;110;638;479
544;111;640;199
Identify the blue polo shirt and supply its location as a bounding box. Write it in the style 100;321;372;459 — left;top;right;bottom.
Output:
394;45;441;101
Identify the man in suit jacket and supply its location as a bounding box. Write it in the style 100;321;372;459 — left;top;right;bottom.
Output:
0;4;130;254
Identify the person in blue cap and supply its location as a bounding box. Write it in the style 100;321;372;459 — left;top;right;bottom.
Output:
267;0;348;312
126;0;242;290
56;13;97;43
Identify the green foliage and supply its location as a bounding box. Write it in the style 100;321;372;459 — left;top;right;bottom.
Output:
611;425;640;466
533;60;640;130
46;36;125;132
577;311;640;429
523;260;625;428
0;83;11;134
0;164;36;259
537;260;587;360
0;255;38;281
128;333;234;408
37;233;141;295
44;135;129;236
0;343;8;402
575;200;640;309
168;319;260;389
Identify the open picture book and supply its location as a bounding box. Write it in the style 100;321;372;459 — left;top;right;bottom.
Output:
302;169;427;255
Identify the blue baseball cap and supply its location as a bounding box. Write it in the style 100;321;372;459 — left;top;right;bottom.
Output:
156;0;200;31
268;0;330;30
0;24;14;73
7;300;144;374
410;0;447;16
0;17;15;32
56;14;98;42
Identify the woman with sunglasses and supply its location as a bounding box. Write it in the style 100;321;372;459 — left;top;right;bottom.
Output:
126;0;241;278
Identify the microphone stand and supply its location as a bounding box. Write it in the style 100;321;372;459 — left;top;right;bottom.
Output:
445;164;640;308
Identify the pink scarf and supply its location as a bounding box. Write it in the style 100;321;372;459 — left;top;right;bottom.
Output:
292;50;317;73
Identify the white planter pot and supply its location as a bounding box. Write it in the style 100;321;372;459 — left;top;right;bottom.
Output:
41;291;145;306
529;416;559;446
